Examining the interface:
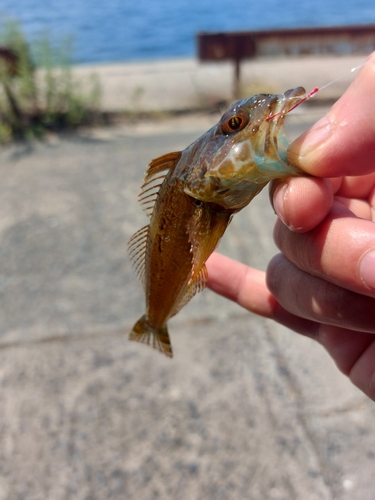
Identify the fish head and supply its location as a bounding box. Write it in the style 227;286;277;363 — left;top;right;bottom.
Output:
184;86;306;210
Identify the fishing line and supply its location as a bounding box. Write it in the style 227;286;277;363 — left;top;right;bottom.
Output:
317;62;364;92
266;59;366;121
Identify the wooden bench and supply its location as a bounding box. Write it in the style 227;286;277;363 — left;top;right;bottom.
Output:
197;25;375;97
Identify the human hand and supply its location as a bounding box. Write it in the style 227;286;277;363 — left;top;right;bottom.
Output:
206;52;375;400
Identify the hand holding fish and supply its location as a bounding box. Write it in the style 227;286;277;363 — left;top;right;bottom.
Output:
207;52;375;401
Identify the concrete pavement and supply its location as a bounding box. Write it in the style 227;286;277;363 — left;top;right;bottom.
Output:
73;54;366;112
0;56;374;499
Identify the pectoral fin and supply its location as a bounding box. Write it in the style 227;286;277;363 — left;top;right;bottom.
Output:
166;204;232;320
187;204;233;283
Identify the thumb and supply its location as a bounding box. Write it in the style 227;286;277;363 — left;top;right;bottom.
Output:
287;52;375;177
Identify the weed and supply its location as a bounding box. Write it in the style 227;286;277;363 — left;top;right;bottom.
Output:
0;18;101;142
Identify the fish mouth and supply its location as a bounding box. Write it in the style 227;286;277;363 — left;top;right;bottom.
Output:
270;86;307;117
258;86;307;141
239;86;307;175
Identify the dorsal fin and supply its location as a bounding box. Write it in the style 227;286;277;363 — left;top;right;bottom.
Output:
186;203;233;283
144;151;182;182
128;225;149;288
139;151;182;217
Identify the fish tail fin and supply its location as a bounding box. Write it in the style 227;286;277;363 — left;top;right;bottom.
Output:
129;315;173;358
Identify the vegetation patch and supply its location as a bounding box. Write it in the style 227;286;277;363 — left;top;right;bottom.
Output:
0;19;101;143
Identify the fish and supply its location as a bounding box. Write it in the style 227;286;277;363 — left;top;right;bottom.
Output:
128;87;306;357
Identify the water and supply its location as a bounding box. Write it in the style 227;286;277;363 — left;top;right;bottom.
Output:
1;0;375;64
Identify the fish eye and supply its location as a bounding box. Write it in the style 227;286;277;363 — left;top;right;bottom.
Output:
229;116;242;129
221;109;249;134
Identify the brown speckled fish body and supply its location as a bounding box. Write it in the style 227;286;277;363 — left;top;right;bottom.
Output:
129;87;306;357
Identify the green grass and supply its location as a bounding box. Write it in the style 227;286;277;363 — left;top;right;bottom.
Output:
0;18;102;142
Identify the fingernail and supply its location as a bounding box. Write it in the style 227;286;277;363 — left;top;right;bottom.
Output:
359;249;375;290
289;116;332;159
273;184;288;226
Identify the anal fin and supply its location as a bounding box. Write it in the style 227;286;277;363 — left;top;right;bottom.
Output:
171;264;208;317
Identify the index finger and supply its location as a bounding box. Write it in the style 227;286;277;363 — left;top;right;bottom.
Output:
287;52;375;177
206;252;317;335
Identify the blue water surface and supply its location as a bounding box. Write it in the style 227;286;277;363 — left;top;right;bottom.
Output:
1;0;374;63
